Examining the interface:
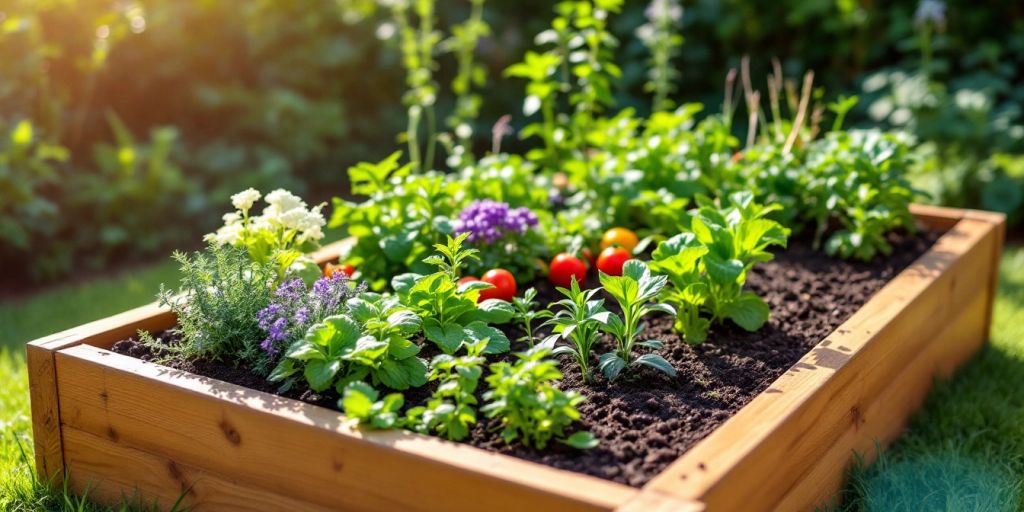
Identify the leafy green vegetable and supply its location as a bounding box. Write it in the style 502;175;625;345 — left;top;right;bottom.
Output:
394;234;513;354
482;346;597;450
597;260;676;380
543;278;609;383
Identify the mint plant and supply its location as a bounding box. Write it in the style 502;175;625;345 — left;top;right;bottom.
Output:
649;232;712;342
393;234;514;354
511;288;552;347
543;278;609;383
482;346;597;450
597;260;677;380
406;338;488;441
340;380;405;430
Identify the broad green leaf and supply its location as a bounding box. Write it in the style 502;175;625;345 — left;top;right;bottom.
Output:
723;293;771;332
391;273;421;296
703;254;745;285
459;298;515;325
463;321;510;354
341;381;378;418
304;359;341;392
377;357;427;390
268;358;298;382
284;339;324;361
387;309;421;334
598;353;626;381
387;335;421;360
423;318;466;353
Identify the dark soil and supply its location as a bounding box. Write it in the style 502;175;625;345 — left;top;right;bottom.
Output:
112;228;940;488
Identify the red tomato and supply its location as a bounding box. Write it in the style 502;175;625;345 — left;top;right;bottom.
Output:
597;247;632;276
600;227;639;252
324;263;356;278
548;253;588;288
479;269;517;302
458;276;480;286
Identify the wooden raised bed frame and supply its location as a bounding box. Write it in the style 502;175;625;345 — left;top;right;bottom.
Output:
27;205;1005;512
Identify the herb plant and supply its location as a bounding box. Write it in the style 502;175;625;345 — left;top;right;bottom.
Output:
511;288;552;347
543;278;609;383
256;272;364;360
597;260;677;380
481;346;597;450
269;296;427;392
340;380;406;430
148;244;277;370
452;200;547;280
406;338;488;441
393;234;514;354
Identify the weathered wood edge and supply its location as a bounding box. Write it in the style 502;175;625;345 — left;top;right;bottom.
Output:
56;344;638;511
633;208;1004;510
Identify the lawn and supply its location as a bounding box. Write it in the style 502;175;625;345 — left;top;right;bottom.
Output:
1;248;1022;510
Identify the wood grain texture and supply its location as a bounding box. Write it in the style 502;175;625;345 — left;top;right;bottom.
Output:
27;341;66;480
63;427;334;512
55;345;637;512
641;216;1003;511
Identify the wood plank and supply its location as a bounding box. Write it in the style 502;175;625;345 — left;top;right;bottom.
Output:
642;217;999;510
773;288;989;510
909;203;965;231
27;342;64;480
63;426;333;512
55;345;637;512
616;490;705;512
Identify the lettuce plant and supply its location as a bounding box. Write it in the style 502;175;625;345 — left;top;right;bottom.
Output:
406;338;488;441
543;278;609;383
393;234;514;354
597;260;677;380
481;346;597;450
269;294;427;393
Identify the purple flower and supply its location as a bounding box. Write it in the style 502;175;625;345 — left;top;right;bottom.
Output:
453;200;539;244
256;274;365;357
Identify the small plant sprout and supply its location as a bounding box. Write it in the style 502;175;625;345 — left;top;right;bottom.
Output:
511;288;552;346
406;338;488;441
482;345;597;450
597;260;677;380
543;277;610;383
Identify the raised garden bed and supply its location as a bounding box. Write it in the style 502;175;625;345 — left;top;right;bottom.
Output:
28;204;1004;511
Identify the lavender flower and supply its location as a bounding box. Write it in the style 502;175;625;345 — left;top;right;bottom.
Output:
256;272;364;356
453;200;539;244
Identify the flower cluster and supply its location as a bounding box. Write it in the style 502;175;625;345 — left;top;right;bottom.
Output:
453;200;538;244
206;188;326;248
256;272;364;356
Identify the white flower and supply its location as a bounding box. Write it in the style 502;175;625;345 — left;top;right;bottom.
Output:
279;209;308;231
222;212;242;225
265;189;304;214
297;224;324;244
205;224;243;246
231;188;261;212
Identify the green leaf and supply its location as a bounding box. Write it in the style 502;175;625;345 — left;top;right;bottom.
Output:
632;354;677;377
463;321;511;354
423;318;466;353
387;335;421;360
306;315;362;357
304;359;341;392
268;358;297;382
598;353;626;380
703;254;745;285
283;339;324;361
723;293;771;332
563;431;599;450
377;357;427;390
387;310;421;334
391;273;421;296
459;299;515;325
341;381;378;418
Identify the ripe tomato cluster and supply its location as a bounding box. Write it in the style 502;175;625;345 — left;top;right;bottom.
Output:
546;227;638;288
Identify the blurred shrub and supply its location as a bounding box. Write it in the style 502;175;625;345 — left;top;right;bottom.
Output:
1;0;1022;285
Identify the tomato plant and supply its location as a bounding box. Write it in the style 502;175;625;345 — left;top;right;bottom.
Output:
480;269;517;302
548;253;588;288
596;247;631;276
600;227;639;252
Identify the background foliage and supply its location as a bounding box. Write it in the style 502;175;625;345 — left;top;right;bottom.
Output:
1;0;1021;284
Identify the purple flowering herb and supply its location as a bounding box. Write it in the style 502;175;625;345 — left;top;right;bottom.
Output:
257;273;363;357
453;200;539;244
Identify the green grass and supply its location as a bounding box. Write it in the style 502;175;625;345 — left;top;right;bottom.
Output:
2;249;1024;510
0;260;182;511
841;246;1024;511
